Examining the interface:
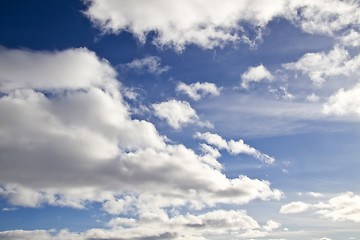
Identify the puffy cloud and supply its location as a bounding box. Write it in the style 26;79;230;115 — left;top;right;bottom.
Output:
194;132;275;164
84;0;360;51
153;99;213;129
322;83;360;116
0;47;282;220
241;64;274;89
315;192;360;223
176;82;221;101
0;210;282;240
285;0;360;36
280;192;360;223
306;93;320;102
83;0;287;51
125;56;170;74
283;46;360;85
338;30;360;47
280;201;311;214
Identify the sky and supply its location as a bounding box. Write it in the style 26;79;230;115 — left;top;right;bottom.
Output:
0;0;360;239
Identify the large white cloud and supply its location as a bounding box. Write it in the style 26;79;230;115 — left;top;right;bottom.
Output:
83;0;360;51
0;47;282;232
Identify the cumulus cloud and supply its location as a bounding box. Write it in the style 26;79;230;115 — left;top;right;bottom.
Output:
125;56;170;74
280;201;311;214
322;83;360;117
0;47;282;231
338;30;360;47
194;132;275;164
283;46;360;85
280;192;360;223
153;99;213;129
84;0;360;51
241;64;274;89
0;210;283;240
176;82;221;101
83;0;289;51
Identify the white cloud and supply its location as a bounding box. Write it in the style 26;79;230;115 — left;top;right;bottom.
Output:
176;82;221;101
338;30;360;47
283;46;360;85
84;0;360;51
241;64;274;89
315;192;360;223
285;0;360;36
322;83;360;117
0;210;283;240
0;47;282;223
153;99;212;129
83;0;287;51
280;192;360;223
125;56;170;74
194;132;275;164
307;192;325;198
280;201;311;214
306;93;320;102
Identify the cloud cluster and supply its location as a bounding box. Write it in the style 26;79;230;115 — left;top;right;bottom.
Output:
194;132;275;164
241;64;274;89
152;99;213;129
280;192;360;223
0;210;282;240
84;0;360;51
176;82;221;101
0;47;283;240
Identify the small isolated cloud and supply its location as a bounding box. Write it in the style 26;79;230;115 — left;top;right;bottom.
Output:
306;93;320;102
241;64;274;89
307;192;324;198
176;82;221;101
153;99;212;130
280;201;311;214
194;132;275;164
125;56;170;74
322;83;360;117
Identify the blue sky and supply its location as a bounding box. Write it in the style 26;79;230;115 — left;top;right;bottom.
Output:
0;1;360;239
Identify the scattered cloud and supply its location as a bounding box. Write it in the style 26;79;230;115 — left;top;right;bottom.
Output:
280;192;360;223
125;56;170;74
322;83;360;117
283;46;360;85
152;99;213;129
194;132;275;164
0;210;283;240
176;82;221;101
306;93;320;102
280;201;311;214
338;30;360;47
241;64;274;89
307;192;325;198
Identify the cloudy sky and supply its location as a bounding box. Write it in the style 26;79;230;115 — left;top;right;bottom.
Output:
0;0;360;239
